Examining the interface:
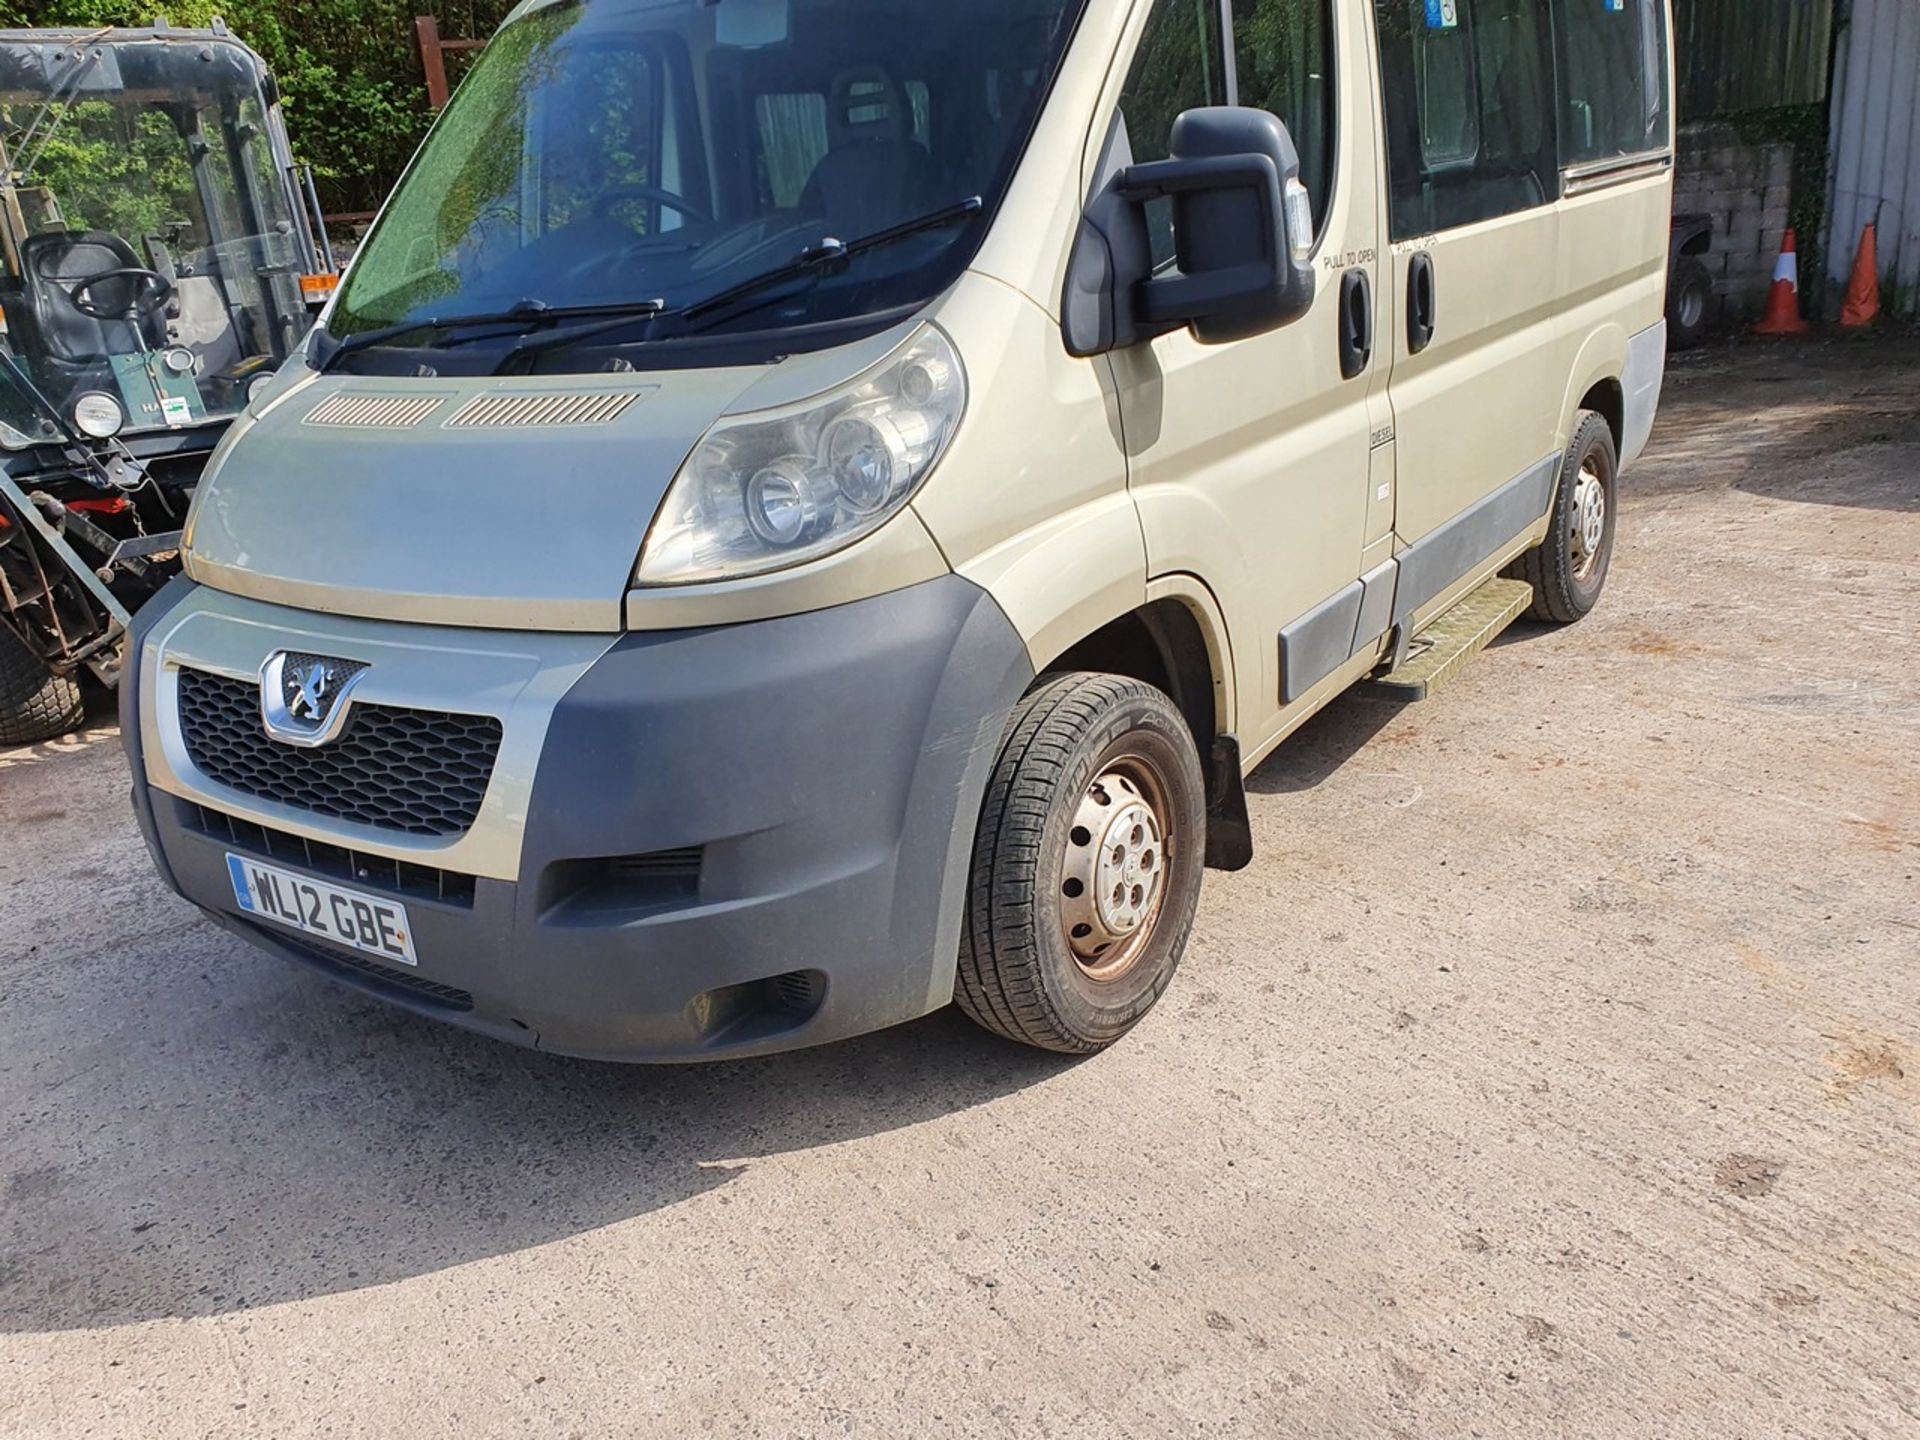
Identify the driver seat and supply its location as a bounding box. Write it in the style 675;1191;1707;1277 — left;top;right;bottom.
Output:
800;68;944;236
13;230;168;373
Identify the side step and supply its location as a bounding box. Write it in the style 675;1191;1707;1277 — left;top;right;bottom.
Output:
1366;577;1534;702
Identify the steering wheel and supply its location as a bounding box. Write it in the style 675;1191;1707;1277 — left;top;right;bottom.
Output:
592;185;710;225
68;267;176;321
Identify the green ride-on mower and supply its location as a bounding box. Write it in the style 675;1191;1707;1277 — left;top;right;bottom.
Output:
0;21;336;744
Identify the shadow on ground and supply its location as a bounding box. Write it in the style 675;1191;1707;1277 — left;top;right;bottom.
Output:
0;930;1073;1334
1734;436;1920;514
1245;618;1574;797
1246;688;1408;795
1661;336;1920;514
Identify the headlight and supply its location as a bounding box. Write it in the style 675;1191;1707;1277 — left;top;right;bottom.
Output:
635;324;966;585
73;392;126;439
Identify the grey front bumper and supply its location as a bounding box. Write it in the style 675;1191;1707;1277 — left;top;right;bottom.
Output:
124;576;1033;1061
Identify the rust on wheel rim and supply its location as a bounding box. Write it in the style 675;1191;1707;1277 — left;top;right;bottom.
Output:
1059;755;1173;983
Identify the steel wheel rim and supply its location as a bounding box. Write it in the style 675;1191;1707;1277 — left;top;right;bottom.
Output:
1677;284;1705;330
1571;462;1608;581
1059;754;1173;983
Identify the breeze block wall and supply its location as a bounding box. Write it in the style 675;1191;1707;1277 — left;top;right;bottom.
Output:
1674;124;1797;326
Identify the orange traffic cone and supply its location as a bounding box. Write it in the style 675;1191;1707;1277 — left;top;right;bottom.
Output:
1840;222;1881;329
1754;229;1812;336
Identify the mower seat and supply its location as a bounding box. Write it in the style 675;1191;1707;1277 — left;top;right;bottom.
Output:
13;230;167;376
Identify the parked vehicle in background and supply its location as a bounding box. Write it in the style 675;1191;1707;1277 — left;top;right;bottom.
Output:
0;23;335;744
124;0;1673;1062
1669;212;1715;349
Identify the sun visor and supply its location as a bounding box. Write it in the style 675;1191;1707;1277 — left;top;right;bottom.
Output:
716;0;791;49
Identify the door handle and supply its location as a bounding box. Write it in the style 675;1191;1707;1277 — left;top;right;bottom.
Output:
1338;268;1373;381
1407;252;1437;355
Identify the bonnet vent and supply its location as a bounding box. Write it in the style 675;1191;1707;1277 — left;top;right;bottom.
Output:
304;394;448;429
445;392;644;429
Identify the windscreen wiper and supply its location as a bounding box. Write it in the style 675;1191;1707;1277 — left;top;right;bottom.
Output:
318;298;667;372
492;195;986;374
679;195;986;327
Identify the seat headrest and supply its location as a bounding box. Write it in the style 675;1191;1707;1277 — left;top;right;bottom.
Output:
828;67;913;147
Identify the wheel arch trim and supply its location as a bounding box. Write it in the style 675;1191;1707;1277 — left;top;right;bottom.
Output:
1141;573;1237;739
1557;323;1629;457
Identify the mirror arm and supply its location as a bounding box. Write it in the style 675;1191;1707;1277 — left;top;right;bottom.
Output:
1061;108;1315;358
1118;153;1281;206
1062;111;1163;358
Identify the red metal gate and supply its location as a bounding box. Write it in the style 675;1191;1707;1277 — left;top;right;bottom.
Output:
415;15;488;111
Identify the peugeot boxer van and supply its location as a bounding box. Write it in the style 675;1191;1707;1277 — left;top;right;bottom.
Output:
124;0;1673;1061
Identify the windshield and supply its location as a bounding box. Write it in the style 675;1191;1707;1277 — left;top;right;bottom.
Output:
330;0;1085;366
0;35;311;446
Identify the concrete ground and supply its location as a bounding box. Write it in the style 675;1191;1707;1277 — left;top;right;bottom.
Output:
2;338;1916;1439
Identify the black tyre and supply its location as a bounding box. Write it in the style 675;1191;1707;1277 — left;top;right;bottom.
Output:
958;673;1207;1055
0;622;85;746
1667;255;1713;350
1507;411;1619;625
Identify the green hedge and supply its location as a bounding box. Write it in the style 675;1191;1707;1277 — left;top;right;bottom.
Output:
1;1;516;218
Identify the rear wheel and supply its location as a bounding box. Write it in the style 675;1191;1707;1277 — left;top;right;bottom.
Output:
957;673;1207;1055
1507;410;1619;625
1668;255;1713;350
0;622;85;746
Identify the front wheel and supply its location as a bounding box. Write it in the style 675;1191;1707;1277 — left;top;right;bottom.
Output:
957;673;1207;1055
1507;410;1619;625
0;622;86;746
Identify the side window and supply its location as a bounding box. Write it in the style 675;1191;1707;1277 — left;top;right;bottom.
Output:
1554;0;1669;165
756;82;931;212
541;48;659;233
1230;0;1336;233
756;93;829;209
1374;0;1556;240
1415;16;1478;167
1119;0;1228;268
8;100;209;247
905;80;933;147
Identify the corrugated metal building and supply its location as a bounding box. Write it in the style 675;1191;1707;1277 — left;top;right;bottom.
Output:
1825;0;1920;318
1676;0;1833;115
1666;0;1831;324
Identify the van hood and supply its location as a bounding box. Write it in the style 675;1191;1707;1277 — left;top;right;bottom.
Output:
183;324;918;631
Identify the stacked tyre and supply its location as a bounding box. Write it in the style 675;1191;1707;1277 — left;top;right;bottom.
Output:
0;624;85;746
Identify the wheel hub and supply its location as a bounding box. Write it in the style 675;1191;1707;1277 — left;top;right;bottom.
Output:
1572;464;1607;576
1061;766;1168;980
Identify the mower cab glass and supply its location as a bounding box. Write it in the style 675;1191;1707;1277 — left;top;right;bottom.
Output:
328;0;1086;368
0;35;311;446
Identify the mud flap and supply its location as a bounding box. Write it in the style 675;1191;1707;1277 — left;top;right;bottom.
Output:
1205;734;1254;872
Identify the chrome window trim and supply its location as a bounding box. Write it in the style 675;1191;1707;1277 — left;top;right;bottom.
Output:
1560;151;1674;197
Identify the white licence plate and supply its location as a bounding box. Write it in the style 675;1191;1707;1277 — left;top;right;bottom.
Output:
227;855;419;968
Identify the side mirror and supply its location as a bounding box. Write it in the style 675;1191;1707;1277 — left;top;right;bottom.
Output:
1064;106;1317;358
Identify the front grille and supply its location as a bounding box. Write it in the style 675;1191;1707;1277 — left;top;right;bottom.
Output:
773;970;826;1016
185;802;479;908
263;927;476;1012
178;668;503;838
542;846;705;920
